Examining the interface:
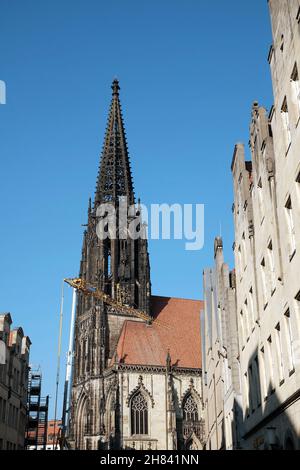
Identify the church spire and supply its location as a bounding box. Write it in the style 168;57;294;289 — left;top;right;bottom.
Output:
95;79;135;206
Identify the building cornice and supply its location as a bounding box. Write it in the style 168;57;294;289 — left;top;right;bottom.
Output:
115;363;202;375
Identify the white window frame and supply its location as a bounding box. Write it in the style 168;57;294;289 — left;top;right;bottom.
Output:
267;336;274;391
267;240;276;294
260;257;268;307
291;63;300;119
284;310;295;373
281;97;292;149
260;347;268;400
248;287;255;326
257;178;264;223
275;323;284;384
285;196;296;258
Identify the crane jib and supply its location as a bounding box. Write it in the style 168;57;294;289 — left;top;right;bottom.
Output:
63;277;170;330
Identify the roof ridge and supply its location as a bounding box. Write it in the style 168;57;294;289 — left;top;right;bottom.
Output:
151;294;202;303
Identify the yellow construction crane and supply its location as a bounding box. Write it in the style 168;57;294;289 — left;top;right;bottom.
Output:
64;277;169;330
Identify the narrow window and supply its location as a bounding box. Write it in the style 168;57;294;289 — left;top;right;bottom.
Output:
240;310;246;346
260;258;268;307
285;196;296;258
281;97;291;148
238;245;243;274
257;178;264;223
291;63;300;118
107;252;111;276
252;135;259;168
241;232;247;270
248;365;255;412
82;340;87;375
284;310;295;373
275;323;284;384
244;372;250;417
260;347;268;400
244;299;251;338
267;240;276;294
294;290;300;338
267;336;274;391
280;34;284;52
254;356;261;407
224;356;231;391
249;287;255;325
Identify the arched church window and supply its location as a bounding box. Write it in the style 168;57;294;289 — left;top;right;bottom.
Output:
131;392;148;435
183;394;199;421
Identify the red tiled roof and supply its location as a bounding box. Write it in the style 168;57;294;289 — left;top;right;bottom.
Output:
114;295;203;369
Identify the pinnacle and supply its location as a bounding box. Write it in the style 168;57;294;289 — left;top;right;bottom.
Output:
94;80;135;205
111;78;120;96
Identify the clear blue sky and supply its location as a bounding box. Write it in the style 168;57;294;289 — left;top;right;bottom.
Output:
0;0;273;418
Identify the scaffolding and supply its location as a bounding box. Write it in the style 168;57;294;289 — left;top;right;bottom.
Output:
25;370;49;450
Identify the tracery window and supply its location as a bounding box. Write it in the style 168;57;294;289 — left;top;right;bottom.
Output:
183;394;199;421
108;252;112;276
131;392;148;435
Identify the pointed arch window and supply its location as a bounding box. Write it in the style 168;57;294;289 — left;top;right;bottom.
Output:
183;394;199;421
107;252;111;276
131;392;148;435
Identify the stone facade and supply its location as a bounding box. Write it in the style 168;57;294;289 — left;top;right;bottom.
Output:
202;0;300;450
97;366;204;451
234;0;300;450
201;238;243;450
0;313;31;450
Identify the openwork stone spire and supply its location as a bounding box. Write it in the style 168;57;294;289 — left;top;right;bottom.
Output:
77;78;151;320
95;79;135;206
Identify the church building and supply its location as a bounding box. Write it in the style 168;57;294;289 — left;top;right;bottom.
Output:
68;80;204;450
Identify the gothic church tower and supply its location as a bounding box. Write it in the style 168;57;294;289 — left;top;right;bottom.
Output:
69;80;151;449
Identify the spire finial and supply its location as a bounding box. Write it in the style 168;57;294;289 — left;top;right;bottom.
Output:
112;78;120;96
95;78;134;205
